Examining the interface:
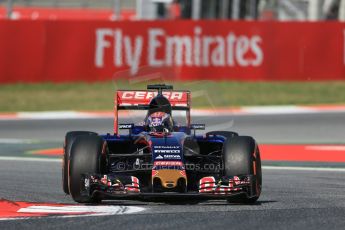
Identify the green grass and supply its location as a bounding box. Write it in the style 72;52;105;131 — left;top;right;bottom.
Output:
1;81;345;112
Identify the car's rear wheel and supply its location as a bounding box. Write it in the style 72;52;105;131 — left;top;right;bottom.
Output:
223;136;262;203
69;135;107;203
62;131;97;194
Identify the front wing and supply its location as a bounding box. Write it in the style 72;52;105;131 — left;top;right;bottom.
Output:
81;174;256;201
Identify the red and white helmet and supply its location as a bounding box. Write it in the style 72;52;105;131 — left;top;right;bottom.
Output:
146;112;173;132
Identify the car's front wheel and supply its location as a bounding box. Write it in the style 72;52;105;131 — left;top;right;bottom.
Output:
69;135;107;203
62;131;97;194
223;136;262;203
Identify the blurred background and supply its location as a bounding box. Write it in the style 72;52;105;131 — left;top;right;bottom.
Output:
0;0;344;21
0;0;345;112
0;0;343;142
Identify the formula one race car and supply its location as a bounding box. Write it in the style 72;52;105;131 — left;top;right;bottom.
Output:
62;84;262;203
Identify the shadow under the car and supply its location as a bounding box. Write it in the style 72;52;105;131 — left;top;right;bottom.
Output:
96;199;277;206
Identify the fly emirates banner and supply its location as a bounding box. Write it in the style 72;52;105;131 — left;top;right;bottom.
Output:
0;21;344;83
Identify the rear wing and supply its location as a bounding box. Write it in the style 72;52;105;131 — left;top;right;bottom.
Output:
114;89;191;134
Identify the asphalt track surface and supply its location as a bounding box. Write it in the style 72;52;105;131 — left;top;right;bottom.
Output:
0;112;345;229
1;112;345;143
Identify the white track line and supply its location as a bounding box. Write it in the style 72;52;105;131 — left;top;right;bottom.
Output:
0;139;37;144
0;156;61;162
0;156;344;172
1;107;345;120
263;166;345;172
0;217;32;221
18;205;145;216
0;205;145;221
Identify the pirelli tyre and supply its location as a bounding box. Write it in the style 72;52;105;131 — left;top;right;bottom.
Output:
223;136;262;203
62;131;97;194
69;135;107;203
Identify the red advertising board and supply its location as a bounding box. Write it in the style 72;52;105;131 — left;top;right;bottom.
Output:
0;7;135;20
0;20;344;83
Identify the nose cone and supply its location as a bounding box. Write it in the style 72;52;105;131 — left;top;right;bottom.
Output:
152;169;186;189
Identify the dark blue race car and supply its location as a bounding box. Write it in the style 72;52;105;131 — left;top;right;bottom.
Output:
62;84;262;203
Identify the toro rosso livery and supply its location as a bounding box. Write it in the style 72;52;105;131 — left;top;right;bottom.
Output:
62;84;262;203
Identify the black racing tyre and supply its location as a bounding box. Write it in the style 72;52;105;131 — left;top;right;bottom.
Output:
206;131;238;140
69;135;107;203
62;131;97;194
223;136;262;203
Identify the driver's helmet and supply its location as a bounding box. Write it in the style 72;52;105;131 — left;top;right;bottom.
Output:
146;112;173;133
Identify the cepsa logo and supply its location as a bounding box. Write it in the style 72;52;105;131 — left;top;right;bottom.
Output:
95;26;264;75
119;91;185;100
